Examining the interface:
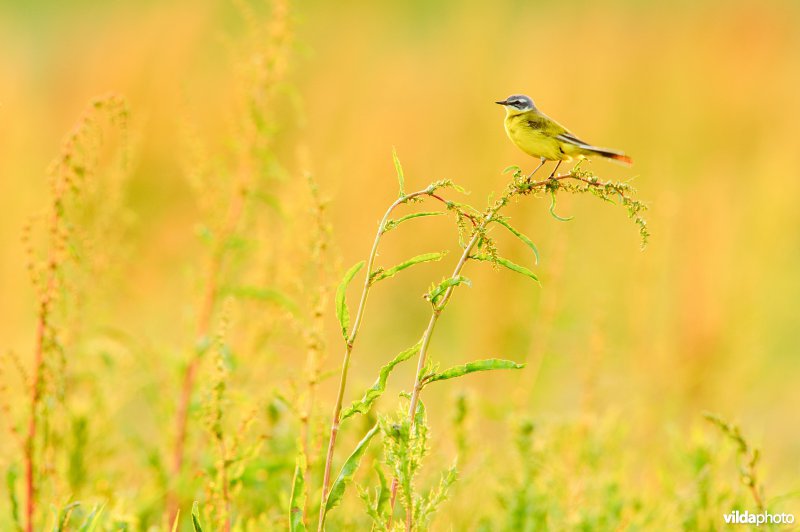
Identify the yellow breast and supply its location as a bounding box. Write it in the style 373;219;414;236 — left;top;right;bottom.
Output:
504;114;569;161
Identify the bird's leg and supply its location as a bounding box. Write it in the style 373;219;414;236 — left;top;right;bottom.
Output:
526;157;546;181
547;160;563;179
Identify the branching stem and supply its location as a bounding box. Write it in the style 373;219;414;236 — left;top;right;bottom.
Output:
389;169;614;529
318;188;441;531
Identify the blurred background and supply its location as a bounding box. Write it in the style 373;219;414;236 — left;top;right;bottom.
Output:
1;0;799;528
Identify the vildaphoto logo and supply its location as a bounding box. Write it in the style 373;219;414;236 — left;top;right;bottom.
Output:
723;510;795;526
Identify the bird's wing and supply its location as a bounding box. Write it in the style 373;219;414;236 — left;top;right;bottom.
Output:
555;131;591;148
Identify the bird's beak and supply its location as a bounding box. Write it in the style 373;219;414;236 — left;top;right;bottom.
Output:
495;100;508;106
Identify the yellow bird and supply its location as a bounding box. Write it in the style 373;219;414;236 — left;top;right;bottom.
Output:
496;94;632;177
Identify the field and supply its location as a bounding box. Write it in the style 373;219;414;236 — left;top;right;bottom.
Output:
1;0;799;530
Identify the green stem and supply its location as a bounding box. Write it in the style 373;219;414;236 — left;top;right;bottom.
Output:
390;169;583;529
318;188;436;531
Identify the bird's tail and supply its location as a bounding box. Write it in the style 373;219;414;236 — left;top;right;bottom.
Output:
589;147;633;166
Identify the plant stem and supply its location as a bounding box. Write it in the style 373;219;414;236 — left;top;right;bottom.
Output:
390;198;505;531
169;182;247;521
217;437;231;532
318;188;437;531
25;175;65;532
25;300;47;532
389;169;589;529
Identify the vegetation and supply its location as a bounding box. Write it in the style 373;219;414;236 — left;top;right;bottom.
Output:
2;0;799;530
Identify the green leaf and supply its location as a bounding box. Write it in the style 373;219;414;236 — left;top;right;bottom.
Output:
428;179;467;194
221;285;299;315
503;165;522;175
191;501;204;532
342;341;422;420
6;465;21;531
79;505;104;532
370;252;446;284
471;254;539;284
423;359;525;386
289;451;308;532
549;190;574;222
55;502;80;531
393;147;405;197
324;424;380;518
170;511;180;532
383;211;445;233
374;465;390;517
426;276;471;305
336;261;365;340
494;219;540;265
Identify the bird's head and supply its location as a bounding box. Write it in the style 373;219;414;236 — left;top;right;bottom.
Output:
495;94;535;115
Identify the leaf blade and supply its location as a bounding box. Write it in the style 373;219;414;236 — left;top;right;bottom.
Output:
370;252;446;284
471;254;539;284
494;219;540;265
335;261;365;340
191;501;204;532
426;276;471;306
341;341;422;420
549;190;574;222
289;451;308;532
393;147;405;197
324;424;380;518
423;358;525;386
383;211;445;233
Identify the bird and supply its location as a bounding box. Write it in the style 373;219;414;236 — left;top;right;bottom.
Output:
495;94;632;178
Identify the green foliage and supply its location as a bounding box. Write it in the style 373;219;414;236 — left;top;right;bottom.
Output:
379;400;457;531
358;465;391;531
78;505;104;532
421;359;525;386
470;254;540;284
324;424;381;518
53;502;80;532
335;261;365;340
393;147;405;197
289;451;307;532
6;466;21;531
370;252;447;285
704;412;766;511
425;276;471;306
493;218;539;265
383;211;446;233
191;501;204;532
221;285;299;316
342;340;423;421
548;190;574;222
414;466;457;528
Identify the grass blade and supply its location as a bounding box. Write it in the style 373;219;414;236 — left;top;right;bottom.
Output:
79;504;104;532
370;252;446;284
324;423;380;517
423;358;525;386
289;451;308;532
342;340;422;420
393;147;405;197
471;254;539;284
191;501;204;532
336;261;365;340
170;510;180;532
494;219;540;265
